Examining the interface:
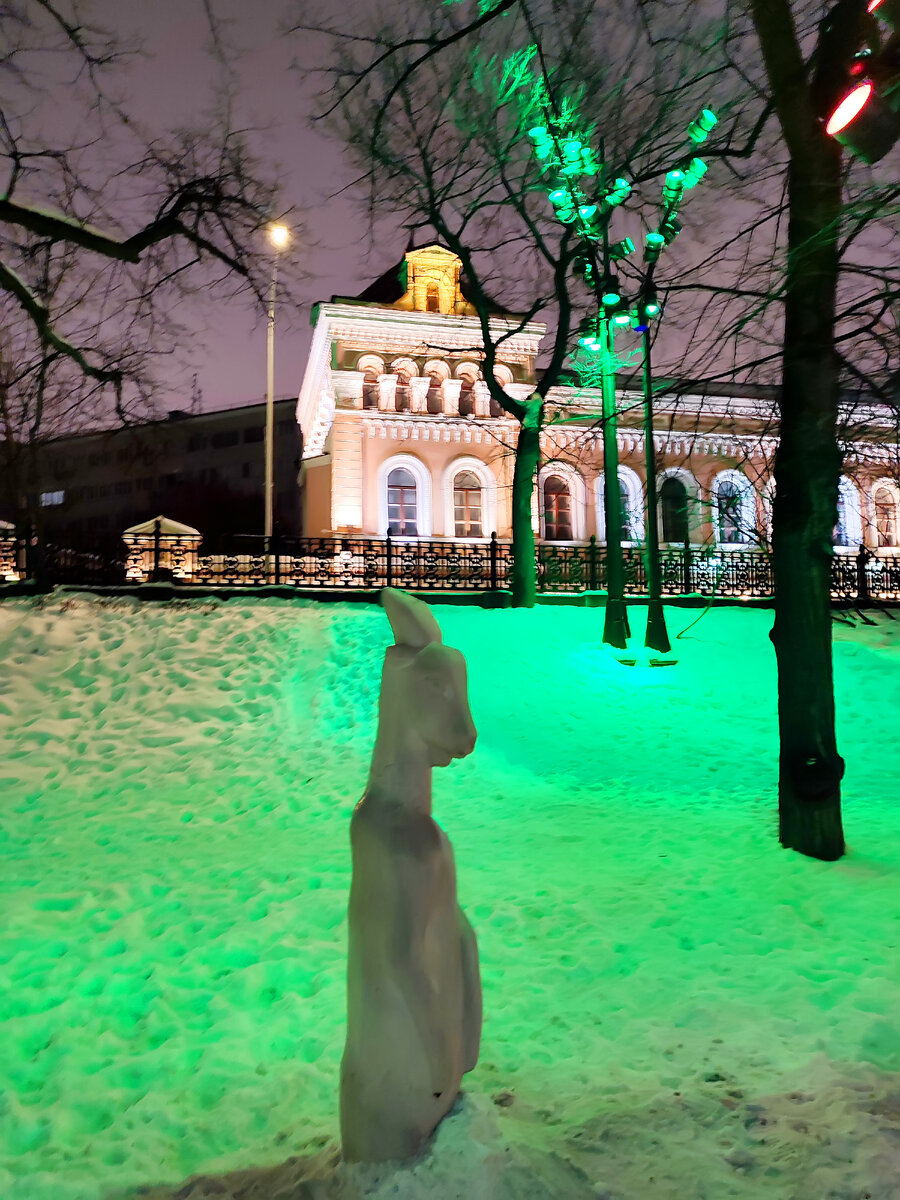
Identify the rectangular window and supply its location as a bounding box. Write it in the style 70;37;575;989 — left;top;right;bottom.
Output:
211;430;240;449
40;490;65;507
187;434;207;452
115;480;133;496
243;426;264;443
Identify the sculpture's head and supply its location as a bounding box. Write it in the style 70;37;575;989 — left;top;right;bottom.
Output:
381;588;477;767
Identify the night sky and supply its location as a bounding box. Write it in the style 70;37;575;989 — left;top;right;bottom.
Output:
92;0;395;412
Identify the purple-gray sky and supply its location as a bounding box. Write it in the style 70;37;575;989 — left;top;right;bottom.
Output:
94;0;395;412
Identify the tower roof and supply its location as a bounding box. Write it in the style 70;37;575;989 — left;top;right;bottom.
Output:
332;241;522;318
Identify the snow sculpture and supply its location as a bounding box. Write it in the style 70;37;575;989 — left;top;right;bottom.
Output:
340;588;482;1162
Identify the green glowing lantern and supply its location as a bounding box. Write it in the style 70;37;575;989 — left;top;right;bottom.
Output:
662;169;685;206
612;308;632;326
687;108;718;145
562;135;583;162
577;317;599;347
610;237;635;261
578;203;598;221
683;157;708;188
580;147;601;175
606;177;631;207
548;188;568;207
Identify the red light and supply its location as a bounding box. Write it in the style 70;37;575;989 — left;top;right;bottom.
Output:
867;0;884;11
826;82;874;135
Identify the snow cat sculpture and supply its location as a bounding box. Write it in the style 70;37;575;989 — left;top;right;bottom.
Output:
340;587;482;1162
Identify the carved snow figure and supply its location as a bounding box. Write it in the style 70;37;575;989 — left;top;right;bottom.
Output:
340;588;482;1162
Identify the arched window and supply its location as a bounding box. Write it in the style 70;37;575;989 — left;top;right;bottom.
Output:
453;471;483;537
660;476;689;543
873;483;899;548
713;472;753;545
543;475;572;541
387;468;418;536
835;476;862;548
596;467;644;542
458;373;476;417
362;368;379;409
426;282;440;312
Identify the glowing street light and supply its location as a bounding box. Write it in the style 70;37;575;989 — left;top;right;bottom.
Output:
265;222;291;561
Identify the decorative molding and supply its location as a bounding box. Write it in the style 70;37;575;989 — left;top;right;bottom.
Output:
441;456;498;540
375;452;433;537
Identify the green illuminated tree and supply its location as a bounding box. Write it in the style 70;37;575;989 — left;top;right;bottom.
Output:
308;0;722;607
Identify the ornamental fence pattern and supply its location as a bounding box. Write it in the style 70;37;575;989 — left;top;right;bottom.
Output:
3;529;900;602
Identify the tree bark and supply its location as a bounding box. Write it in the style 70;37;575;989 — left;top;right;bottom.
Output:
770;158;845;861
510;399;542;608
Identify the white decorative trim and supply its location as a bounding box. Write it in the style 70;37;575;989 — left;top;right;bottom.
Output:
376;453;433;537
390;355;419;378
712;468;757;547
596;465;645;543
441;456;498;540
424;358;451;382
537;463;587;541
868;476;900;547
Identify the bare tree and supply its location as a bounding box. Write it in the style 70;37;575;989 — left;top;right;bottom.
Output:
307;0;723;606
0;0;287;532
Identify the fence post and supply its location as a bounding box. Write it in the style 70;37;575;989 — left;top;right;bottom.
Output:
682;537;692;595
385;533;393;589
152;517;162;582
589;534;598;591
856;543;870;604
490;531;498;590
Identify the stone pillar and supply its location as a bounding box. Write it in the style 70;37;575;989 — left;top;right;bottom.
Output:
378;374;398;412
442;379;462;416
473;381;491;418
410;377;430;414
335;371;366;410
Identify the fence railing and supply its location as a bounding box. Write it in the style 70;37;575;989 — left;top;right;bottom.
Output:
3;530;899;602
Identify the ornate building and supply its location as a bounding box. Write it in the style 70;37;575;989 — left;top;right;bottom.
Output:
297;243;900;556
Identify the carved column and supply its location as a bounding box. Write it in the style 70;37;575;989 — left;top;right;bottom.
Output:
378;374;398;412
473;381;491;418
410;377;430;413
442;379;462;416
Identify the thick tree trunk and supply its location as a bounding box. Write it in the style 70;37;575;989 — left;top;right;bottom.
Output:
510;400;542;608
771;158;845;861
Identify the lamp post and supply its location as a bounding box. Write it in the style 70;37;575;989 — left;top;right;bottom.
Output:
265;222;290;563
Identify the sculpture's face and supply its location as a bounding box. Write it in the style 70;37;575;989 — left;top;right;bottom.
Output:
409;643;477;768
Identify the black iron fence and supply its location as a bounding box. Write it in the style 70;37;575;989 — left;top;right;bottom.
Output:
3;529;899;602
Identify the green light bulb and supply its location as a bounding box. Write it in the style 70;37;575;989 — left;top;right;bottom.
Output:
548;188;568;206
612;310;632;326
602;290;621;306
645;300;660;316
578;204;598;220
699;109;717;131
646;231;666;249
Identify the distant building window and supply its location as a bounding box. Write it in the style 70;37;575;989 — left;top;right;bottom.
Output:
244;425;264;443
387;467;418;536
211;430;239;449
138;477;154;492
661;476;689;543
187;434;207;452
453;471;482;537
40;490;65;507
543;475;572;541
115;480;132;496
278;418;296;434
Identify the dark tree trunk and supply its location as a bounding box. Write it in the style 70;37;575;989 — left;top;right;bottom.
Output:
510;400;542;608
770;157;845;861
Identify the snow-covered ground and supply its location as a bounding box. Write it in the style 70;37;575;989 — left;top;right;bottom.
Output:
1;591;898;1200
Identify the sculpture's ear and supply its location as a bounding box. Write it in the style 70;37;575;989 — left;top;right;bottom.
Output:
381;588;443;648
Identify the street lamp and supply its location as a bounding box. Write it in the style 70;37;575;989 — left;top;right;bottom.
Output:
265;222;290;561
